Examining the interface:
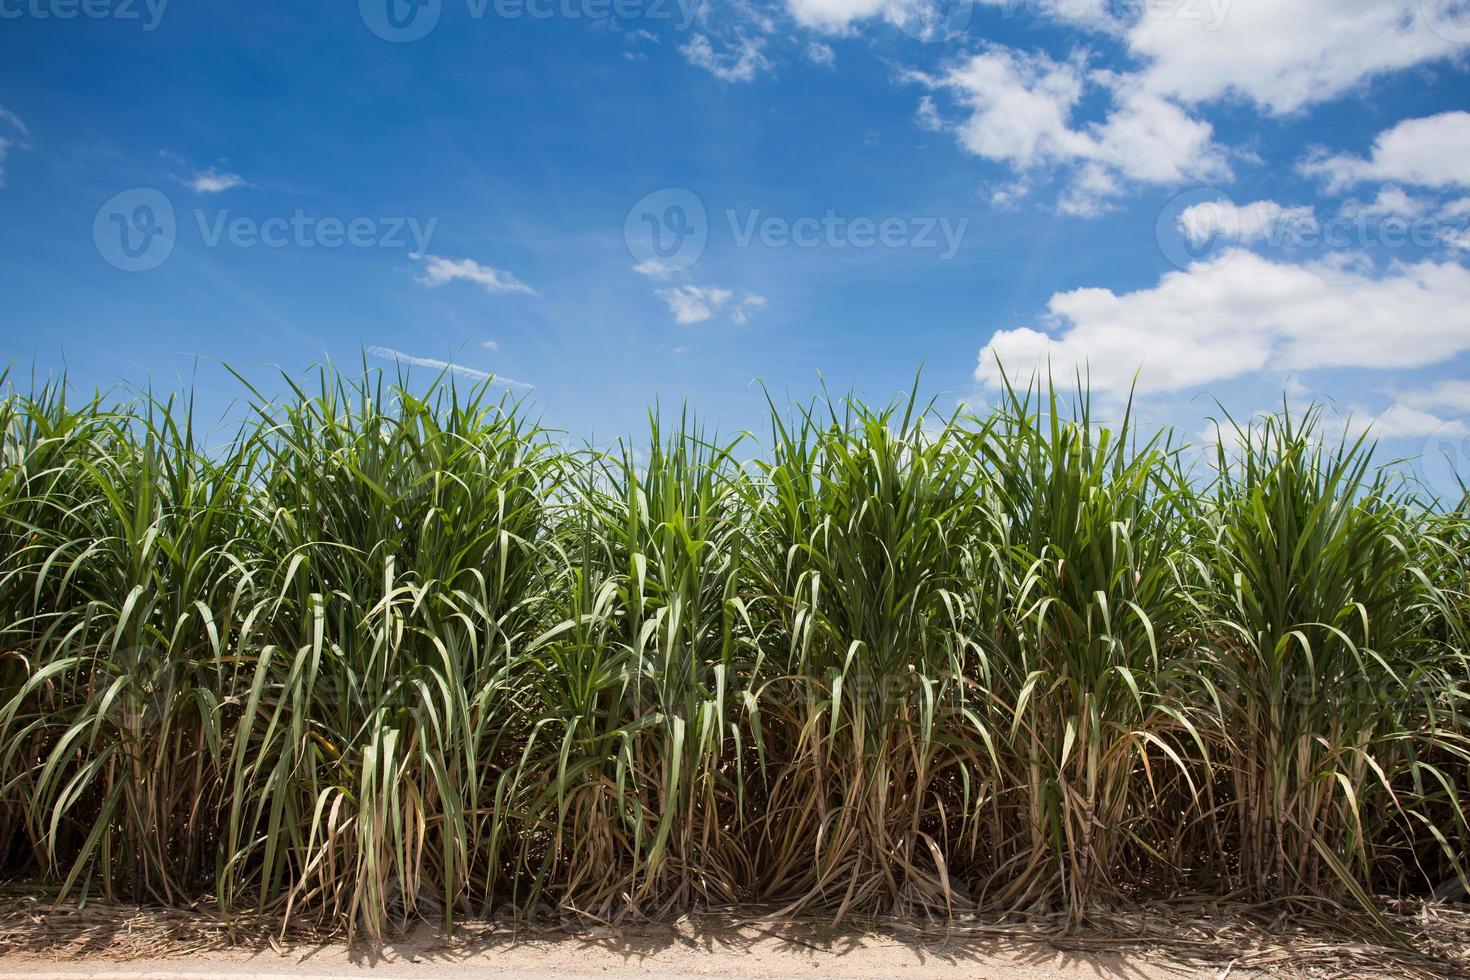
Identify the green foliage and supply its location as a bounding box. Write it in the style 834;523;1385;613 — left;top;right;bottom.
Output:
0;366;1465;938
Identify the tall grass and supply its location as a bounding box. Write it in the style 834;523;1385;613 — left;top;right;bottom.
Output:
0;366;1466;937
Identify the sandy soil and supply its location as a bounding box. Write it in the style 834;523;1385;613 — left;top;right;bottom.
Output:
0;922;1275;980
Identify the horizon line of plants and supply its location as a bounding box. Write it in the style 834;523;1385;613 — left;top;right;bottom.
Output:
0;363;1467;940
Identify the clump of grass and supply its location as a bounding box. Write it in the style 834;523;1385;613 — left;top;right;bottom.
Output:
0;365;1465;940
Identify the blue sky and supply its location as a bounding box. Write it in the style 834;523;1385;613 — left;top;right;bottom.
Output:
2;0;1470;489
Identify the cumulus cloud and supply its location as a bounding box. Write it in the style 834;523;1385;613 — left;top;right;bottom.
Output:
975;251;1470;395
1176;199;1317;247
656;285;732;324
1398;379;1470;416
366;346;533;389
655;285;766;324
786;0;884;32
916;46;1227;213
789;0;1114;36
417;255;536;295
1337;186;1436;220
1347;403;1469;440
1127;0;1463;115
1301;112;1470;192
187;167;249;194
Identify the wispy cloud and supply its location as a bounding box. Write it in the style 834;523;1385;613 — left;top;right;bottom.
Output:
0;106;30;141
186;166;249;194
418;255;536;295
632;258;679;279
731;293;768;324
0;139;14;189
680;35;771;83
0;105;31;188
366;345;534;390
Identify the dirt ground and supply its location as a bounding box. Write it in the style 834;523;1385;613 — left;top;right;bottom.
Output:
0;926;1252;980
3;897;1467;980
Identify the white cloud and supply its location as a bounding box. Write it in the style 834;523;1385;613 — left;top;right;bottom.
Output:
187;167;249;194
788;0;1113;36
786;0;884;32
914;95;943;132
680;34;772;82
366;346;534;390
656;285;733;324
482;339;500;351
1338;186;1436;220
1088;87;1226;185
919;46;1227;213
655;285;766;324
933;48;1090;169
1127;0;1463;115
1348;403;1469;440
1398;379;1470;416
0;105;30;141
988;178;1031;210
979;0;1116;29
975;251;1470;395
1177;199;1316;247
1301;112;1470;192
417;255;536;295
0;105;30;188
731;293;768;324
632;258;680;279
1441;197;1470;219
805;40;836;66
